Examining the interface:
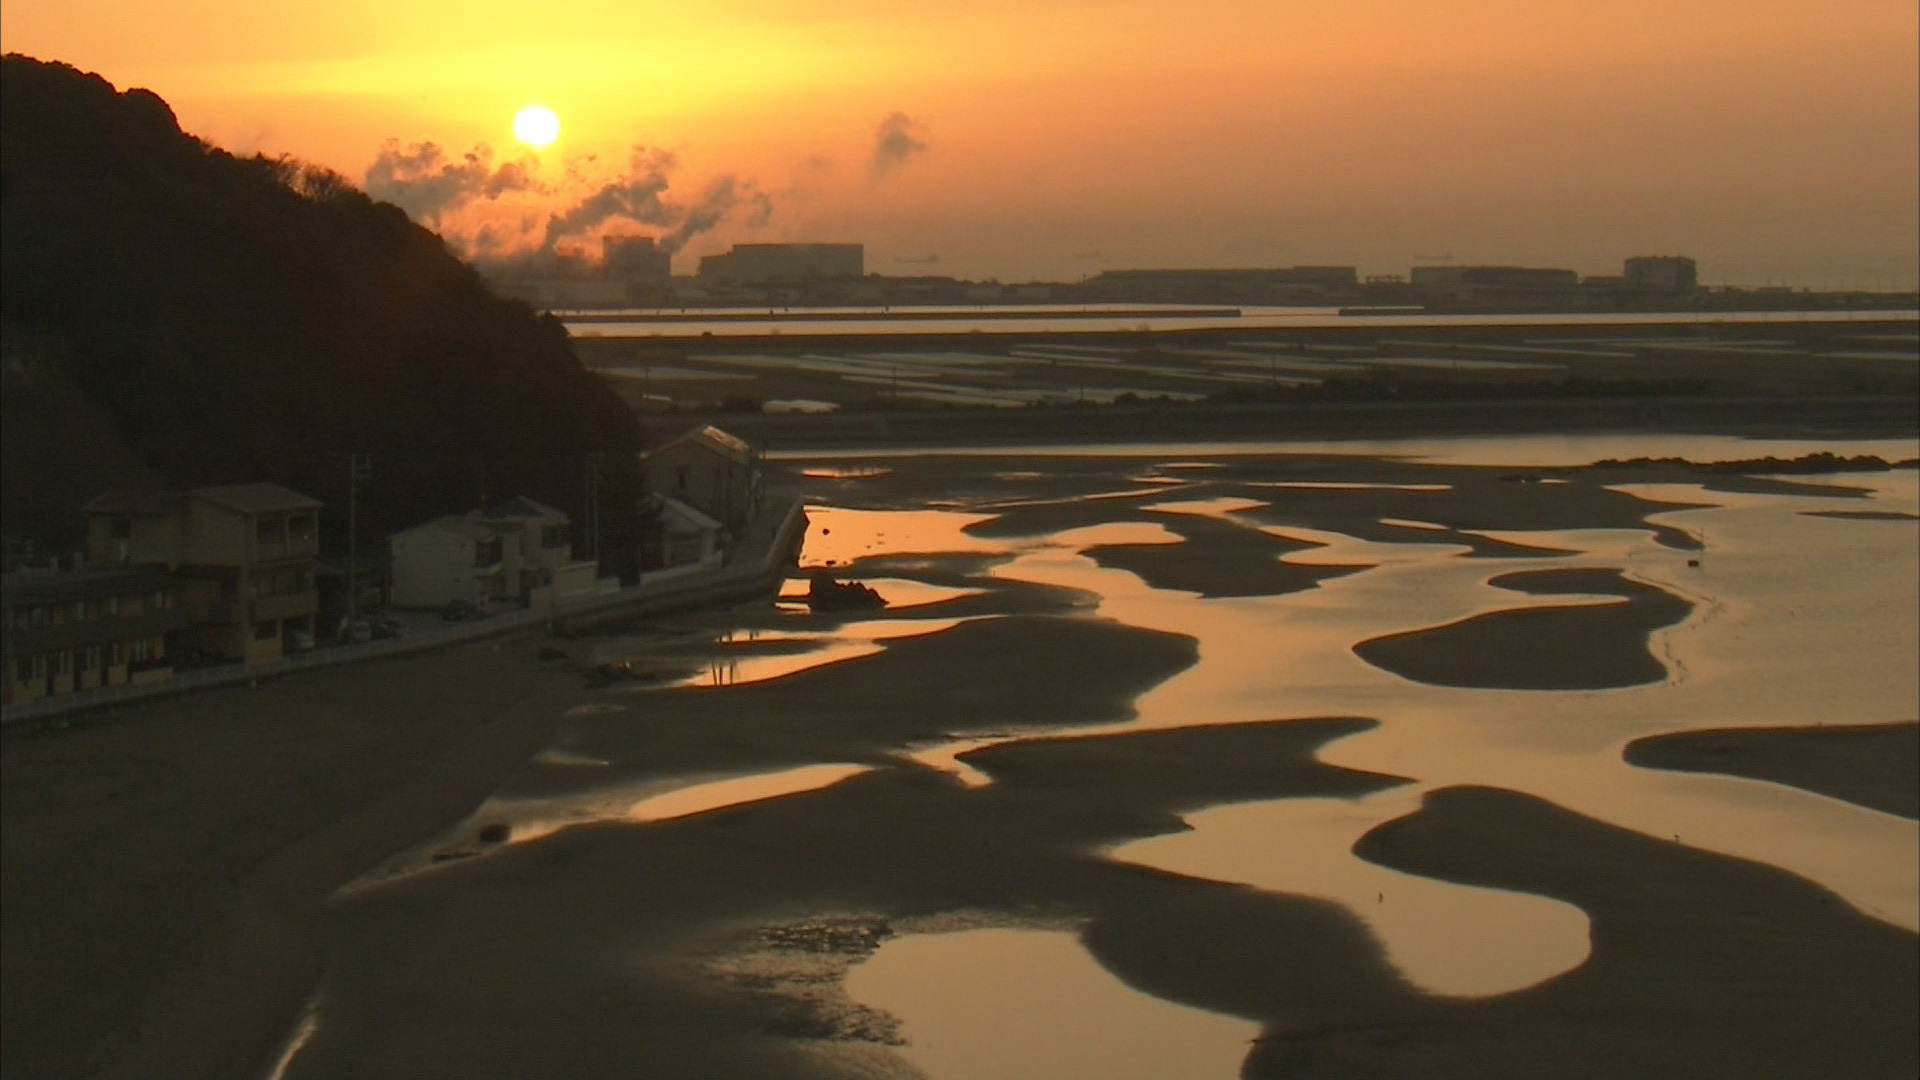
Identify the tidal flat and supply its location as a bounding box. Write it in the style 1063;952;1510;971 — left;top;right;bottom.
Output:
4;435;1917;1079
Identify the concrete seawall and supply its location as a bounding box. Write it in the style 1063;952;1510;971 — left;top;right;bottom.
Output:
0;493;809;727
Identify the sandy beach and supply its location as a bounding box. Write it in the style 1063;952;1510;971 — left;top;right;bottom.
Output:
4;436;1916;1079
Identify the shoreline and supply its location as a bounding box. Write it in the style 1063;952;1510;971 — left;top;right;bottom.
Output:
4;432;1914;1078
715;393;1920;452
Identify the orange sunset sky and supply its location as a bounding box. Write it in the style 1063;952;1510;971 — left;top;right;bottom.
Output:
4;0;1916;287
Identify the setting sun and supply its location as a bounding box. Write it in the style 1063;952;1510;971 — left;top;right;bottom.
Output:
511;104;558;149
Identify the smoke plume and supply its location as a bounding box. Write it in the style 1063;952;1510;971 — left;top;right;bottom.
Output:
365;137;776;267
870;112;928;180
362;141;543;224
538;146;771;255
538;146;677;250
662;174;774;253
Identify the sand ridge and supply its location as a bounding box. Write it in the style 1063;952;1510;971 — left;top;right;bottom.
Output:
3;445;1915;1078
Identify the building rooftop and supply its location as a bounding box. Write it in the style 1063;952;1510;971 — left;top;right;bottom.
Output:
2;563;178;605
648;424;755;463
82;490;187;515
192;483;323;515
648;494;722;531
393;516;501;541
477;496;568;522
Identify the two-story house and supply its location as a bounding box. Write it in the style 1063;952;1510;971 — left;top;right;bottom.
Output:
639;425;764;538
83;483;322;665
388;516;507;609
473;497;599;605
1;565;188;706
389;498;599;610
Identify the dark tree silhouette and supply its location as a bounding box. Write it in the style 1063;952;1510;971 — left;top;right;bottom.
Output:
1;55;648;556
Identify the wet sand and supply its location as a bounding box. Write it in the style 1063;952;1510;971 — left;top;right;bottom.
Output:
1354;569;1695;690
0;638;593;1079
1316;786;1919;1079
1626;722;1919;820
3;447;1915;1079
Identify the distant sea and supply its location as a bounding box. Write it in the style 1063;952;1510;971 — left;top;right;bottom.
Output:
563;304;1920;340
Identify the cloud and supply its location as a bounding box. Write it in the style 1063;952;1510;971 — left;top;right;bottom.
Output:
870;112;928;180
362;140;544;224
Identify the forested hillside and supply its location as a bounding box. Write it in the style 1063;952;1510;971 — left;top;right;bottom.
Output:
0;55;646;552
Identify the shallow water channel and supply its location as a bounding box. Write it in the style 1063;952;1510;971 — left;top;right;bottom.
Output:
298;436;1917;1080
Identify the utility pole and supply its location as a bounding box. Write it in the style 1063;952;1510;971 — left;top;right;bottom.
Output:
345;452;370;641
585;451;603;566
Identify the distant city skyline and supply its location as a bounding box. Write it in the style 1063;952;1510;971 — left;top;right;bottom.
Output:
4;0;1915;289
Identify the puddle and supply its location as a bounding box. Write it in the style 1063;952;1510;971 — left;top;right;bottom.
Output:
847;927;1259;1080
1114;791;1592;998
897;477;1917;929
562;702;628;717
776;577;982;611
1380;517;1451;531
1257;481;1453;492
487;764;878;848
262;990;324;1080
1142;496;1271;516
309;438;1918;1073
800;466;892;479
646;618;975;689
627;764;871;823
661;642;887;688
532;748;612;767
800;507;1003;566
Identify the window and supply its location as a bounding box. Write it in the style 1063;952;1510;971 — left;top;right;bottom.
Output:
541;524;571;549
288;514;316;544
84;645;102;671
31;605;48;627
256;517;285;547
475;537;503;568
131;639;152;664
254;620;279;641
107;596;121;616
55;650;72;675
150;590;171;611
15;657;32;681
110;642;125;667
674;465;691;494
